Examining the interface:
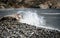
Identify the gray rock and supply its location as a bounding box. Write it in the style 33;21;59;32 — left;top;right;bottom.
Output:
0;16;60;38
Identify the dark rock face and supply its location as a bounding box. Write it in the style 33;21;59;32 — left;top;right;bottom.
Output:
0;0;60;9
0;16;17;21
0;17;60;38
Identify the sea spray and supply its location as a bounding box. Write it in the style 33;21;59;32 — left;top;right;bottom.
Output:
17;10;45;26
17;10;60;31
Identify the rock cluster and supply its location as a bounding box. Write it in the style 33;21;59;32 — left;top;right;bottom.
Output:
0;16;60;38
0;0;60;9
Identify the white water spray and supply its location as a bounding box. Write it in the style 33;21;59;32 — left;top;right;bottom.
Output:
17;10;60;31
17;10;45;26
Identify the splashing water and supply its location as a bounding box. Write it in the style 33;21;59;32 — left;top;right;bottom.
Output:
17;10;45;26
17;10;60;31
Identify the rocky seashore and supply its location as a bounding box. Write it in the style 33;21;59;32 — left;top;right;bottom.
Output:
0;0;60;9
0;16;60;38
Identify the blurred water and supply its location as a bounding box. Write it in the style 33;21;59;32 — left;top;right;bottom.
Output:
17;10;45;27
0;9;60;31
16;10;60;31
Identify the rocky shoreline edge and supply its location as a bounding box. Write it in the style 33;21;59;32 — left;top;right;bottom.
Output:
0;16;60;38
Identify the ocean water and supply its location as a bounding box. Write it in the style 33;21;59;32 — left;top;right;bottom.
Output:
17;10;60;31
0;9;60;31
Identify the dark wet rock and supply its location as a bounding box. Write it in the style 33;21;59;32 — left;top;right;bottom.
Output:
0;16;17;22
0;16;60;38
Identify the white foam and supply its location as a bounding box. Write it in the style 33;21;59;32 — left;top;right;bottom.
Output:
17;10;60;31
17;11;45;26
